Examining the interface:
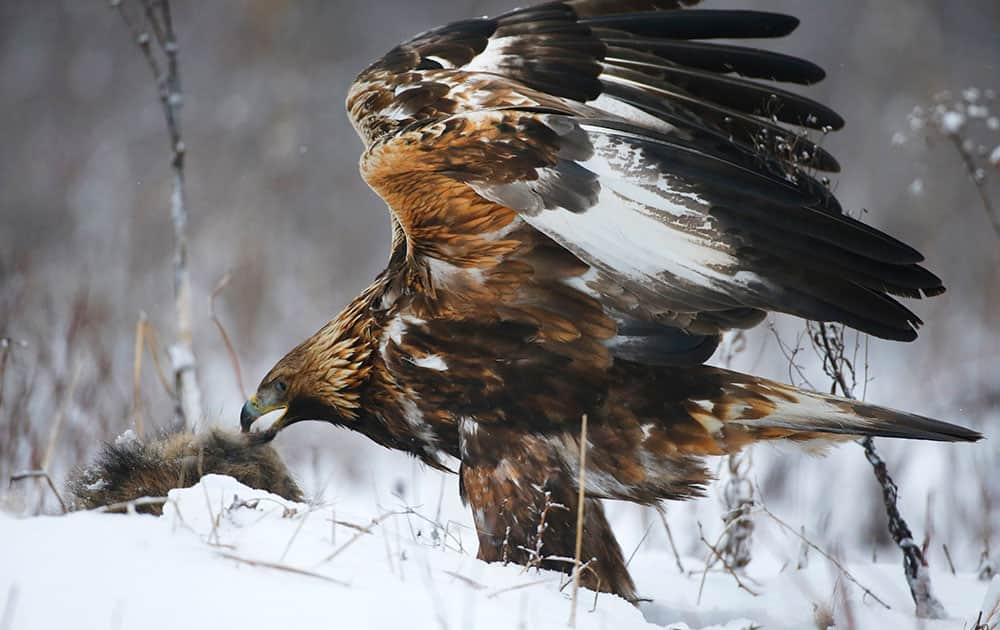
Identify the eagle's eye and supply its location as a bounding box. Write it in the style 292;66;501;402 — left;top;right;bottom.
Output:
274;380;288;394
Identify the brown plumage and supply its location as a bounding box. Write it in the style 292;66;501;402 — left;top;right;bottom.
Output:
68;429;303;514
240;0;981;602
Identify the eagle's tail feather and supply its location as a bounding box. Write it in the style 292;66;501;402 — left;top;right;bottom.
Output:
578;366;981;504
707;372;983;446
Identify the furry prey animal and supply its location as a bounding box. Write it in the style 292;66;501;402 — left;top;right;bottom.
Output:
68;429;303;514
238;0;982;601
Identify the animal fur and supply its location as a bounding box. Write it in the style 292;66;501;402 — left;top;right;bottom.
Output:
67;429;303;514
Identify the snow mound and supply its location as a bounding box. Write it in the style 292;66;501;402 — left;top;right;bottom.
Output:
0;475;994;629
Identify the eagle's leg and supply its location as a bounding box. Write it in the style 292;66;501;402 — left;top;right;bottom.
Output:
459;421;637;602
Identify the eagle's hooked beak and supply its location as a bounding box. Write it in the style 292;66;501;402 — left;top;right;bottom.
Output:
240;398;262;432
240;396;288;444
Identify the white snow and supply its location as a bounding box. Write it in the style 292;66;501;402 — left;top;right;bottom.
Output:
1;474;995;630
114;429;137;446
990;145;1000;166
940;111;966;134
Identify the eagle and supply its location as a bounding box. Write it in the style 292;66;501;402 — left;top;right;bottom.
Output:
239;0;981;600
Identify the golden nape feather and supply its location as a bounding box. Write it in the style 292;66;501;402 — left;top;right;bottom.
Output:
239;0;982;603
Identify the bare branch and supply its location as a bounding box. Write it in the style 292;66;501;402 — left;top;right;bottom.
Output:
809;321;946;618
861;435;946;618
719;450;754;571
111;0;202;429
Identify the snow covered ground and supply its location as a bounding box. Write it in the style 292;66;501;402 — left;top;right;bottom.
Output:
2;474;996;630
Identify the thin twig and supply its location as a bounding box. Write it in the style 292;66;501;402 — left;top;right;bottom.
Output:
442;569;487;591
947;133;1000;239
96;496;168;514
398;507;467;553
769;324;814;390
210;271;247;399
9;470;67;514
655;506;685;574
520;492;566;572
280;507;314;563
560;559;599;592
569;414;588;627
625;521;656;568
110;1;162;83
486;577;559;599
693;507;749;592
138;0;166;47
200;482;221;547
1;584;18;630
758;502;891;610
142;320;175;397
317;510;404;565
696;521;759;601
814;322;852;397
217;552;349;587
942;544;957;575
132;313;146;438
43;361;80;471
0;338;10;412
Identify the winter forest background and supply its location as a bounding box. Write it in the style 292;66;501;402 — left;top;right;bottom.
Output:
1;1;998;628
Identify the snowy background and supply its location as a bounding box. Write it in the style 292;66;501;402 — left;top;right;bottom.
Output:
1;1;998;628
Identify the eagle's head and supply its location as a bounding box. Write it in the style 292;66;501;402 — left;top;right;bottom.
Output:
240;318;375;444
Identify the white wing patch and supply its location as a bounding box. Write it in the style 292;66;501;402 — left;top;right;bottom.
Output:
410;353;448;371
589;94;676;135
379;314;428;359
472;123;777;308
463;36;516;74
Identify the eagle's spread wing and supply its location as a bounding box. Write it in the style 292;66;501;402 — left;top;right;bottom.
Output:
338;3;975;597
350;2;944;349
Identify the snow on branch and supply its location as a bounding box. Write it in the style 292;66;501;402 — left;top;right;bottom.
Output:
898;87;1000;239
